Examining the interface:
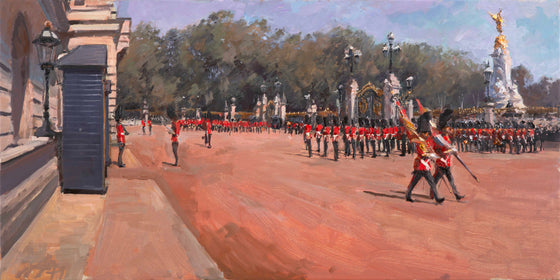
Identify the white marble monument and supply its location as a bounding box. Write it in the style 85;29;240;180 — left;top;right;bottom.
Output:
488;9;526;110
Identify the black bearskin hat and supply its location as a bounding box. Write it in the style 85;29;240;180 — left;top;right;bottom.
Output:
166;105;177;120
304;115;310;124
323;117;328;126
381;119;387;128
334;117;339;126
417;111;432;134
363;118;370;127
343;116;349;126
437;109;453;131
114;104;123;122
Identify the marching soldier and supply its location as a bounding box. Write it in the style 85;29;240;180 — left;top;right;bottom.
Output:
432;109;464;201
332;118;340;161
358;119;366;159
343;117;351;157
206;118;213;148
304;116;313;157
115;106;126;168
369;120;377;158
350;120;357;159
322;117;330;157
141;117;146;135
382;120;391;157
148;117;152;135
405;111;445;204
315;117;323;154
167;106;180;166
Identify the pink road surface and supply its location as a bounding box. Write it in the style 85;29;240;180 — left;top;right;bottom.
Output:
109;125;560;279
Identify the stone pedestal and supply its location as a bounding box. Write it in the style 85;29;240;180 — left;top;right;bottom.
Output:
383;73;401;122
406;100;414;120
483;102;495;125
196;108;201;120
346;79;359;122
280;104;286;122
231;105;236;121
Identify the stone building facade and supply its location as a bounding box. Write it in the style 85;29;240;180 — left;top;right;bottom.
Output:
0;0;129;256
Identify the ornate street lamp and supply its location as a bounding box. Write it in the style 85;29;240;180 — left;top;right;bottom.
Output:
405;76;414;98
484;61;493;102
33;21;60;137
344;45;361;74
274;80;282;94
383;32;401;73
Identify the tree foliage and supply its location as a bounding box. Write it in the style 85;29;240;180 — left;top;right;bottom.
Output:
117;11;558;113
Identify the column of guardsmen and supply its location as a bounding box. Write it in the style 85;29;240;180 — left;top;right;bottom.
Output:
151;114;546;160
298;115;412;161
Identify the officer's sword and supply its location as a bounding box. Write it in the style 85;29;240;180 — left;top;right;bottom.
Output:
452;153;479;183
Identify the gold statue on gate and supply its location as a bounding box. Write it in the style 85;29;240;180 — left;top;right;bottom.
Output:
489;9;508;51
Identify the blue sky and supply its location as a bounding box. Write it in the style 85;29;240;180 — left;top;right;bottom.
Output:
117;0;559;80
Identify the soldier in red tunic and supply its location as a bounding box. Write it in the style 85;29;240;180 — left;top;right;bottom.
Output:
167;106;180;166
382;120;391;157
141;118;146;135
116;117;126;167
432;109;464;201
206;119;213;148
304;116;312;157
350;120;357;159
148;118;152;135
322;117;331;157
315;117;323;154
358;119;366;159
332;118;340;161
405;111;445;204
343;117;351;157
369;120;377;158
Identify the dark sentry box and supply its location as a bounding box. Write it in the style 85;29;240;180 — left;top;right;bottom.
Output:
57;45;109;194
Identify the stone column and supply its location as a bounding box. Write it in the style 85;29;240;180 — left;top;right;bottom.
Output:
347;79;359;122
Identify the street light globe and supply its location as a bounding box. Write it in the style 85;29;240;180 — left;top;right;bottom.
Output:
33;21;61;67
387;32;395;44
406;76;414;89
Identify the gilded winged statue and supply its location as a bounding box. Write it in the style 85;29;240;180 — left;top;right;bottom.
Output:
489;9;504;34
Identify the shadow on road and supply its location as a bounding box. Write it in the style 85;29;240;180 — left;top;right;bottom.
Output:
363;190;434;205
162;162;178;166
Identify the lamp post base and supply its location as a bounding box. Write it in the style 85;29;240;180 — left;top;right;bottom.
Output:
34;120;55;138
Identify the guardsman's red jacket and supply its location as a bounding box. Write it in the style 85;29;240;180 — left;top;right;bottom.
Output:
413;137;435;171
350;126;357;139
323;126;331;139
315;124;323;138
332;126;340;142
434;134;452;168
117;123;125;144
171;120;180;143
358;127;366;141
141;119;145;127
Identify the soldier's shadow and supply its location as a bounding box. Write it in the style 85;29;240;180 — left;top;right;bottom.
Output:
363;190;434;204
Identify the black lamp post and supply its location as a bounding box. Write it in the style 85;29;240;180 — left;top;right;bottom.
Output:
33;21;60;138
383;32;401;73
484;61;493;102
